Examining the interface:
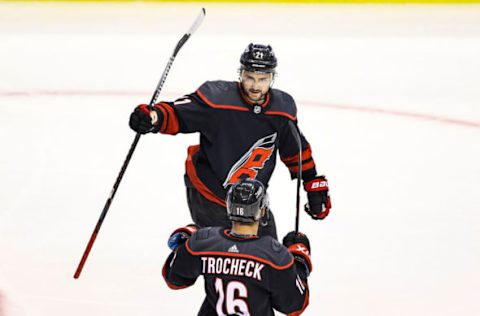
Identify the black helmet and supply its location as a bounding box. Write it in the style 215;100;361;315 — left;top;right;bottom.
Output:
240;43;277;74
226;179;269;223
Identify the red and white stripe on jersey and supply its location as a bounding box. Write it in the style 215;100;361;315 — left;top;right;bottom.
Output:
154;102;180;135
280;144;316;174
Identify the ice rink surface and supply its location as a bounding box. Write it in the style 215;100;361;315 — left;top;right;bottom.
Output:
1;2;480;315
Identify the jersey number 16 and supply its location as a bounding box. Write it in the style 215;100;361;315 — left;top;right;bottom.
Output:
215;278;251;316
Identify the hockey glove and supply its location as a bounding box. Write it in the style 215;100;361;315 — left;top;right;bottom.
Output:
129;104;162;134
283;231;312;275
167;224;199;251
304;175;331;220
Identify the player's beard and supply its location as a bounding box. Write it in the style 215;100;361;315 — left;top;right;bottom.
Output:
246;88;266;103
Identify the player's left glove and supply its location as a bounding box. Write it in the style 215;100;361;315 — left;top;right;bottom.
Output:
283;231;312;275
304;175;331;220
167;224;198;251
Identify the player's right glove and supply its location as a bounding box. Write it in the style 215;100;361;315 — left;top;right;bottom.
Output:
304;175;331;220
129;104;163;134
167;224;199;251
283;231;312;276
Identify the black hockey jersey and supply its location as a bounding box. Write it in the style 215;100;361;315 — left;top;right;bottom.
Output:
154;81;317;206
162;227;310;316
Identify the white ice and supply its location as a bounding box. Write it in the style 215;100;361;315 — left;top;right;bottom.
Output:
1;2;479;315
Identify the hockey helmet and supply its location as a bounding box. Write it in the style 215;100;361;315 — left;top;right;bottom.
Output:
240;43;277;74
226;179;269;223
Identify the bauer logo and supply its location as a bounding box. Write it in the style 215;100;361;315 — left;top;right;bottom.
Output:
311;181;328;189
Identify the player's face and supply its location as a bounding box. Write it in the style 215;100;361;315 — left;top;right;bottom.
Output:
240;71;273;103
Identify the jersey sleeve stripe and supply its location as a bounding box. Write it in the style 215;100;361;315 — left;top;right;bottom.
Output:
196;89;250;112
185;241;294;270
285;157;313;168
157;102;180;135
154;103;168;132
185;145;227;207
287;160;316;173
281;145;312;165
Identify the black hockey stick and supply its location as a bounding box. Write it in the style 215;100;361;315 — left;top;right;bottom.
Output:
288;121;303;234
74;8;206;279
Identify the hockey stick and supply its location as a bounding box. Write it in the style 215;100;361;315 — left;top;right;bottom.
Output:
73;8;206;279
288;121;303;234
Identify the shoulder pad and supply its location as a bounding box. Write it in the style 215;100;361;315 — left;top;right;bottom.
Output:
266;88;297;121
244;236;293;269
271;238;284;253
187;229;293;270
188;227;226;252
193;227;213;241
199;80;233;93
196;81;247;110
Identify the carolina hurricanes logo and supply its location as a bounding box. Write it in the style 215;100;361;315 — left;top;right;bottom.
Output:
223;133;277;188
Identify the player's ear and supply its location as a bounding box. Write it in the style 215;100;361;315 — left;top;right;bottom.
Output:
269;72;276;88
238;69;243;82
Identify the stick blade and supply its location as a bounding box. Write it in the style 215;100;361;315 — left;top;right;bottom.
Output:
187;8;206;36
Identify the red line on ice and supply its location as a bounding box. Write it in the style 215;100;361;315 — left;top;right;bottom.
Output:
301;100;480;129
1;90;479;129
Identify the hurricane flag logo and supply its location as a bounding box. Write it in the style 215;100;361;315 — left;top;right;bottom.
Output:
223;133;277;188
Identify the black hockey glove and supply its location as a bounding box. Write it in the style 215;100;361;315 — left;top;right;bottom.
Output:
304;175;331;220
283;231;312;276
167;224;199;251
129;104;162;134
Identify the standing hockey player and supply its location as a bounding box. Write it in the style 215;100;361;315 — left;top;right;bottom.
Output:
129;43;332;238
163;179;312;315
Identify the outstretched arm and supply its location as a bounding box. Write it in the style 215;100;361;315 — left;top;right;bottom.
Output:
129;91;213;135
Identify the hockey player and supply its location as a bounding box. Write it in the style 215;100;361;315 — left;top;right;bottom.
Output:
163;179;312;316
129;43;331;238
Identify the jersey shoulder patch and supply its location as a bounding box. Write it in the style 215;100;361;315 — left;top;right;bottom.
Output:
265;88;297;121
